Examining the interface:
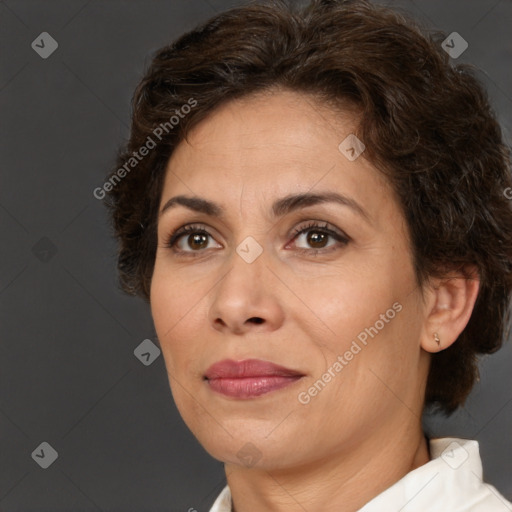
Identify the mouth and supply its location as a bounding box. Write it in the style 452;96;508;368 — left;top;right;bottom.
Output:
204;358;305;399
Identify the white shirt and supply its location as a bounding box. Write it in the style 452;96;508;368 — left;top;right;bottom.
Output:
209;437;512;511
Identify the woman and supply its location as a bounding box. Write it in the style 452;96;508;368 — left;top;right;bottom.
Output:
105;0;512;510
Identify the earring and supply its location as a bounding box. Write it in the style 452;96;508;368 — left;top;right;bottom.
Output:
434;332;441;346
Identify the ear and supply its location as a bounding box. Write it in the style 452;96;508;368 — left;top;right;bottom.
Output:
420;265;480;353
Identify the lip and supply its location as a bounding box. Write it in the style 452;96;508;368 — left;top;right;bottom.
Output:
204;359;305;399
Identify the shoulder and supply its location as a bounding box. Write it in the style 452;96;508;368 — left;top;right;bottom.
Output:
360;437;511;512
209;485;231;512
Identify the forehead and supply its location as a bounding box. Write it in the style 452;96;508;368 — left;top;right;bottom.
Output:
172;90;361;163
160;89;394;221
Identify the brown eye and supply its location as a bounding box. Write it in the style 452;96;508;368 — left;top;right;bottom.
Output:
305;230;329;248
166;224;221;256
187;233;209;250
290;221;350;254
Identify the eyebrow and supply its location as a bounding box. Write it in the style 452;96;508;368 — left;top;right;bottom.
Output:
159;191;371;223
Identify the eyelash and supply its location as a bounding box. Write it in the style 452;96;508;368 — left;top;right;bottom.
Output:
164;221;350;258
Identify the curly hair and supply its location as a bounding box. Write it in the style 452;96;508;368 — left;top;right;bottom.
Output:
103;0;512;415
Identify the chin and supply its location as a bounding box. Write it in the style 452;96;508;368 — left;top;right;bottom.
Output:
196;426;308;471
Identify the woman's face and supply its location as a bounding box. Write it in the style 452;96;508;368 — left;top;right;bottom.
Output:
150;89;431;470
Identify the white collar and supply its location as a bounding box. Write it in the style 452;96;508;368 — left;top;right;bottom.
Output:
209;437;511;512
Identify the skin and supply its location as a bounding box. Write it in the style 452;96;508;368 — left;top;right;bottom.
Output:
150;88;480;512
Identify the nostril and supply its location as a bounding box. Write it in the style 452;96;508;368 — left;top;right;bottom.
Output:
249;317;264;324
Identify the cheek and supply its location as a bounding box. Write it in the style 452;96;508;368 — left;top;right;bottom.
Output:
150;261;195;332
302;272;393;348
150;276;172;337
150;276;209;432
150;273;188;370
306;272;415;388
150;265;213;381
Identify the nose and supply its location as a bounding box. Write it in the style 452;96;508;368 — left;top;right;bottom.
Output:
207;246;285;336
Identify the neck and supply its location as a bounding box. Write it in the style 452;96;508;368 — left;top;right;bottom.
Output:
225;422;430;512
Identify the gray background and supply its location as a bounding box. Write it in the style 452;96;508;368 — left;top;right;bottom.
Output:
1;0;511;510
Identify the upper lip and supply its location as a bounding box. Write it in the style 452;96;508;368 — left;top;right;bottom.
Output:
204;359;304;379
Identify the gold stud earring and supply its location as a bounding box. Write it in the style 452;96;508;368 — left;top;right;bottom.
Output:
434;332;441;346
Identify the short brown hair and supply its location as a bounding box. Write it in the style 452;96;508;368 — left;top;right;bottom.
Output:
104;0;512;415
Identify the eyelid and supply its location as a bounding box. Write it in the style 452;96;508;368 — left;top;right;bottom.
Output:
165;223;220;249
164;219;350;256
286;221;350;254
289;219;349;240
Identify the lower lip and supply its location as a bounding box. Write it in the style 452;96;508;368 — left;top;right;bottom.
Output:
206;375;303;398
